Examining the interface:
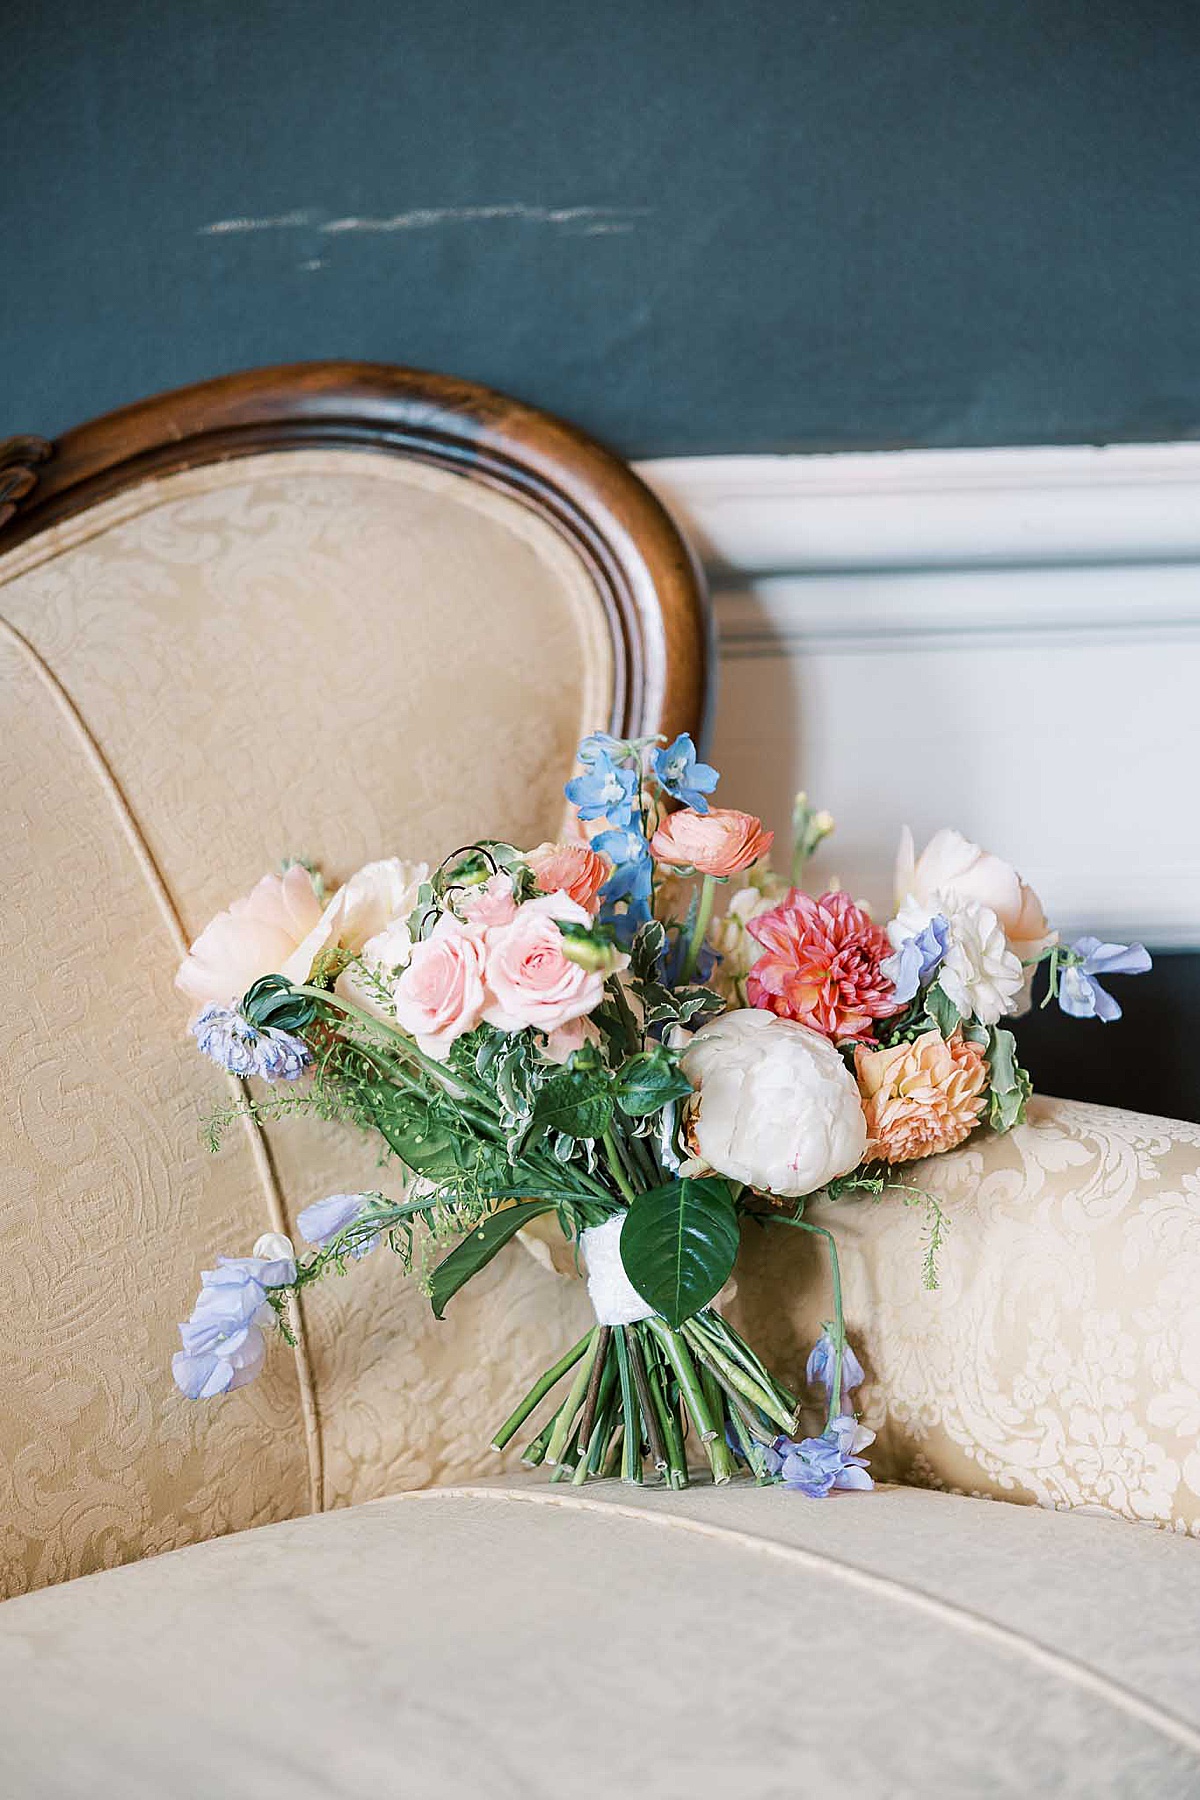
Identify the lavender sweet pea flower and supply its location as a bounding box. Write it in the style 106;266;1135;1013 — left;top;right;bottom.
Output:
1058;937;1152;1023
881;913;950;1004
192;1004;310;1083
652;733;719;813
297;1192;380;1258
215;1249;296;1289
172;1260;275;1400
764;1415;875;1497
172;1327;266;1400
806;1330;865;1401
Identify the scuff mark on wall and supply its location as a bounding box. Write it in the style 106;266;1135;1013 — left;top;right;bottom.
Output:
199;203;648;241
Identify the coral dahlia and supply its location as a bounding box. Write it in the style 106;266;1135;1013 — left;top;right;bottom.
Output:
746;889;902;1044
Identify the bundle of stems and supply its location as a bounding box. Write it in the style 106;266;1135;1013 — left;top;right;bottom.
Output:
490;1306;800;1488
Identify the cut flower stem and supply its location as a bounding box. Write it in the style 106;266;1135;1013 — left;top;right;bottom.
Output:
493;1306;797;1491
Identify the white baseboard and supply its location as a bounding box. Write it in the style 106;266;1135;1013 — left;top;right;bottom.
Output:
638;446;1200;949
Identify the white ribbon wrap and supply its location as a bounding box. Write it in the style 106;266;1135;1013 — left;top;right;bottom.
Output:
581;1215;654;1326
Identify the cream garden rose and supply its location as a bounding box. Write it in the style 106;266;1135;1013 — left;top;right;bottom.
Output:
176;864;324;1010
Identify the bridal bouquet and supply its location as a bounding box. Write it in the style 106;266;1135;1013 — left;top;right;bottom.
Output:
172;732;1150;1496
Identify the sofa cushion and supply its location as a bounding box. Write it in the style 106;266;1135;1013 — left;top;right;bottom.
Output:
0;1479;1196;1798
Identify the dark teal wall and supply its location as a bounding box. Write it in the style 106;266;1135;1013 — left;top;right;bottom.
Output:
6;1;1200;452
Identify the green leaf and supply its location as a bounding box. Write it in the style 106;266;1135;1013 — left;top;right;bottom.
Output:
613;1048;694;1117
429;1200;556;1318
673;986;724;1024
619;1177;740;1328
923;980;962;1037
630;918;667;983
985;1026;1032;1133
532;1070;614;1141
373;1094;462;1180
241;974;316;1033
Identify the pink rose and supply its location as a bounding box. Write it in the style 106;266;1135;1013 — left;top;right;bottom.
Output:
454;872;519;928
539;1015;602;1064
176;865;323;1011
483;894;609;1035
392;917;488;1060
650;808;774;878
526;842;611;915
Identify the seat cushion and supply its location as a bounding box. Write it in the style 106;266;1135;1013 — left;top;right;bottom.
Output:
1;1478;1197;1798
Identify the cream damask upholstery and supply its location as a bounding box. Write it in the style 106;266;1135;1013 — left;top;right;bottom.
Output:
1;450;602;1597
4;438;1199;1627
731;1097;1200;1533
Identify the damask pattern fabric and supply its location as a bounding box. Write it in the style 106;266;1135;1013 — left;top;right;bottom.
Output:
730;1097;1200;1532
0;452;610;1596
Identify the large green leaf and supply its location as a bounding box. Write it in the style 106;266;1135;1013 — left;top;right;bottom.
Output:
429;1200;556;1319
619;1177;740;1328
923;981;962;1037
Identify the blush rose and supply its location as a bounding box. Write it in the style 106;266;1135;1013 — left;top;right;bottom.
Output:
483;894;617;1035
392;916;488;1060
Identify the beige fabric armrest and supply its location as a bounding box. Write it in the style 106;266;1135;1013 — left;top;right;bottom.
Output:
731;1096;1200;1531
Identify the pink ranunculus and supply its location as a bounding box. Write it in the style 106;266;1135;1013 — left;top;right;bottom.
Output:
455;872;519;928
392;916;488;1060
176;865;323;1011
526;842;611;915
746;888;903;1045
650;808;774;878
483;894;610;1035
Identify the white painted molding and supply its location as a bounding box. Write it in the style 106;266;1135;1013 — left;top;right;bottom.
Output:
636;445;1200;949
638;442;1200;574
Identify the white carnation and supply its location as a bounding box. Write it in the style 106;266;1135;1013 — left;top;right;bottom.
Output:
680;1009;867;1199
931;896;1024;1025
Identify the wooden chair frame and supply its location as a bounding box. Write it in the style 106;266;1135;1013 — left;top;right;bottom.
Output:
0;362;710;744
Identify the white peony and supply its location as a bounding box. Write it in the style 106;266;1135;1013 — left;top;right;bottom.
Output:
281;857;429;987
913;896;1024;1025
680;1009;867;1198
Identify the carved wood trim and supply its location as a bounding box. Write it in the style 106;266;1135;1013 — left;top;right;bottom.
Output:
0;365;709;746
0;436;53;531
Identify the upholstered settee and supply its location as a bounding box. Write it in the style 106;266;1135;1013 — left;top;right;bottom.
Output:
1;368;1198;1795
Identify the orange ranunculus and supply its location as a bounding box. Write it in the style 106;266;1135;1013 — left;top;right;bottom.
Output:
650;808;773;878
855;1028;989;1165
526;841;611;914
